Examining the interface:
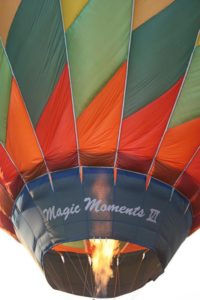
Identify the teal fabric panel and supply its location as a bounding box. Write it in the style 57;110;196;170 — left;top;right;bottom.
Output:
169;46;200;128
124;0;200;118
6;0;66;126
66;0;133;117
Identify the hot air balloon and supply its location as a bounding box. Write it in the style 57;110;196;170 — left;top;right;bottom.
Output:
0;0;200;298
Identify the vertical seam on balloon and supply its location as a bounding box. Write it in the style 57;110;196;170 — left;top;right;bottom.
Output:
0;42;55;192
0;142;33;197
145;30;200;188
173;145;200;188
59;0;81;170
113;0;135;170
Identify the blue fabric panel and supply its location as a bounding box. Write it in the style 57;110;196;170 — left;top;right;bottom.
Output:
12;167;192;268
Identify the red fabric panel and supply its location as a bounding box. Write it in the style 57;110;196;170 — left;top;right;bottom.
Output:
0;144;23;199
175;150;200;220
36;65;78;171
176;150;200;196
0;145;23;228
152;118;200;185
192;212;200;233
0;185;13;217
0;210;16;238
117;78;183;173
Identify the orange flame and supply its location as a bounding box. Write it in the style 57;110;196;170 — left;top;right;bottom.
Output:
90;239;120;297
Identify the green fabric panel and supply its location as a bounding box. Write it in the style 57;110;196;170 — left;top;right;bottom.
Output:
124;0;200;118
66;0;133;117
169;46;200;128
0;41;12;144
62;241;127;251
6;0;66;126
63;241;85;249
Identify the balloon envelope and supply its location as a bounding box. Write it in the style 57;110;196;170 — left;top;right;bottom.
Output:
0;0;200;298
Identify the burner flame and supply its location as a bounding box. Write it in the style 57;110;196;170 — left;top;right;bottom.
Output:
90;239;120;297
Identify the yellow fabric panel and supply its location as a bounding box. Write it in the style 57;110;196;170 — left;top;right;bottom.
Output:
61;0;88;31
133;0;175;30
196;33;200;46
0;0;21;45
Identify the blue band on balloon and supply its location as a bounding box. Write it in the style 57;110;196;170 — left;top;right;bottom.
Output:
11;167;192;269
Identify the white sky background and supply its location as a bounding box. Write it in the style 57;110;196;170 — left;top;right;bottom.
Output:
0;229;200;300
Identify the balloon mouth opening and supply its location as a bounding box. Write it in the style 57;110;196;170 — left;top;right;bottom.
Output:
43;239;163;298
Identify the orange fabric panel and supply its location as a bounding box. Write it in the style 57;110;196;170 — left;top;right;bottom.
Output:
77;62;127;166
36;65;78;170
53;244;87;254
117;78;183;173
121;243;146;254
53;241;147;255
133;0;174;30
0;0;21;45
6;78;45;180
152;118;200;185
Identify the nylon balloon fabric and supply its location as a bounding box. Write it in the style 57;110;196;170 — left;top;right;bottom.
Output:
0;0;200;298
